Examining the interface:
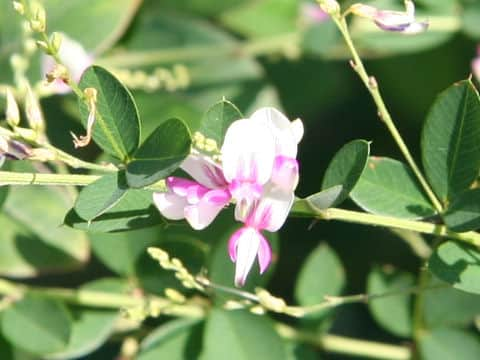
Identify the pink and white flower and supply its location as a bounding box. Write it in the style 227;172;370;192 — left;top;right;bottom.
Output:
153;107;303;286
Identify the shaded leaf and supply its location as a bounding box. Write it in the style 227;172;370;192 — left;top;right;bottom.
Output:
320;139;370;207
443;189;480;232
74;172;128;222
462;4;480;39
1;296;71;356
421;80;480;203
367;266;413;337
419;328;480;360
79;66;141;160
429;241;480;295
295;244;345;318
138;318;203;360
126;118;191;188
200;309;287;360
351;157;435;219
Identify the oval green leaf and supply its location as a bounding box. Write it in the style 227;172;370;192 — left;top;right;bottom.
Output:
295;244;345;318
200;309;287;360
350;157;436;219
421;80;480;203
319;139;370;208
138;318;203;360
1;296;72;356
126;118;191;188
74;172;128;221
419;328;480;360
78;65;141;160
198;99;242;148
443;189;480;232
367;266;413;337
429;240;480;294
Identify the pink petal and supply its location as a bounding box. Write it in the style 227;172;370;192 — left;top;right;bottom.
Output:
230;227;262;287
271;156;299;193
221;119;276;186
184;189;231;230
167;177;204;197
153;192;188;220
258;235;272;274
181;153;227;189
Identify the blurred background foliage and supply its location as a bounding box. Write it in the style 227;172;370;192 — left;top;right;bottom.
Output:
1;0;480;358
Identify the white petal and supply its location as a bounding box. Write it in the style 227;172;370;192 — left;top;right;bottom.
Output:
180;153;226;189
250;107;300;158
247;186;294;232
153;192;188;220
0;155;5;168
291;118;304;144
184;190;230;230
221;119;275;185
234;227;261;287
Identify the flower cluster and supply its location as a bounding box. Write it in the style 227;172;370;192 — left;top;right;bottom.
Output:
153;107;303;286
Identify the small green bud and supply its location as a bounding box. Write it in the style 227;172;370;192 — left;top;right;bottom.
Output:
12;1;24;14
25;84;45;133
317;0;340;16
5;88;20;127
29;3;46;32
49;32;62;55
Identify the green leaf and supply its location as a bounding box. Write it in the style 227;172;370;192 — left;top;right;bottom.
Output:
295;244;345;318
198;99;242;147
367;266;413;337
318;139;370;208
423;277;480;329
421;80;480;203
44;0;139;52
91;226;161;276
351;157;436;219
126;118;191;188
220;0;298;38
0;184;8;209
462;4;480;39
443;189;480;232
305;186;343;210
419;328;480;360
74;172;128;221
65;189;162;233
78;65;141;160
138;318;203;360
1;296;72;356
429;241;480;294
200;309;287;360
46;279;126;360
0;184;89;277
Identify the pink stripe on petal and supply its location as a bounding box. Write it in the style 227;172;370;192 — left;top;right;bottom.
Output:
184;189;230;230
232;227;262;287
228;227;246;262
258;234;272;274
167;177;200;196
271;156;299;193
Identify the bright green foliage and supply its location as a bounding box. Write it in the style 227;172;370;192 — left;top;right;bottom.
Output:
78;66;141;160
126;118;191;188
367;267;413;337
419;328;480;360
1;296;72;356
429;241;480;295
199;99;242;147
138;318;203;360
295;244;345;318
351;157;435;218
462;3;480;39
421;80;480;204
200;309;287;360
443;189;480;232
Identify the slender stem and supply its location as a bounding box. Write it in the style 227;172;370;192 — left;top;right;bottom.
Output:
332;17;443;213
293;201;480;247
276;323;411;360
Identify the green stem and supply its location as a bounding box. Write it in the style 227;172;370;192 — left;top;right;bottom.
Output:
277;323;411;360
332;17;444;213
293;200;480;247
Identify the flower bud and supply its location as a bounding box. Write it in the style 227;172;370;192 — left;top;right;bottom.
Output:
49;32;62;55
317;0;340;16
12;1;24;15
29;3;46;33
25;84;45;133
5;88;20;127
